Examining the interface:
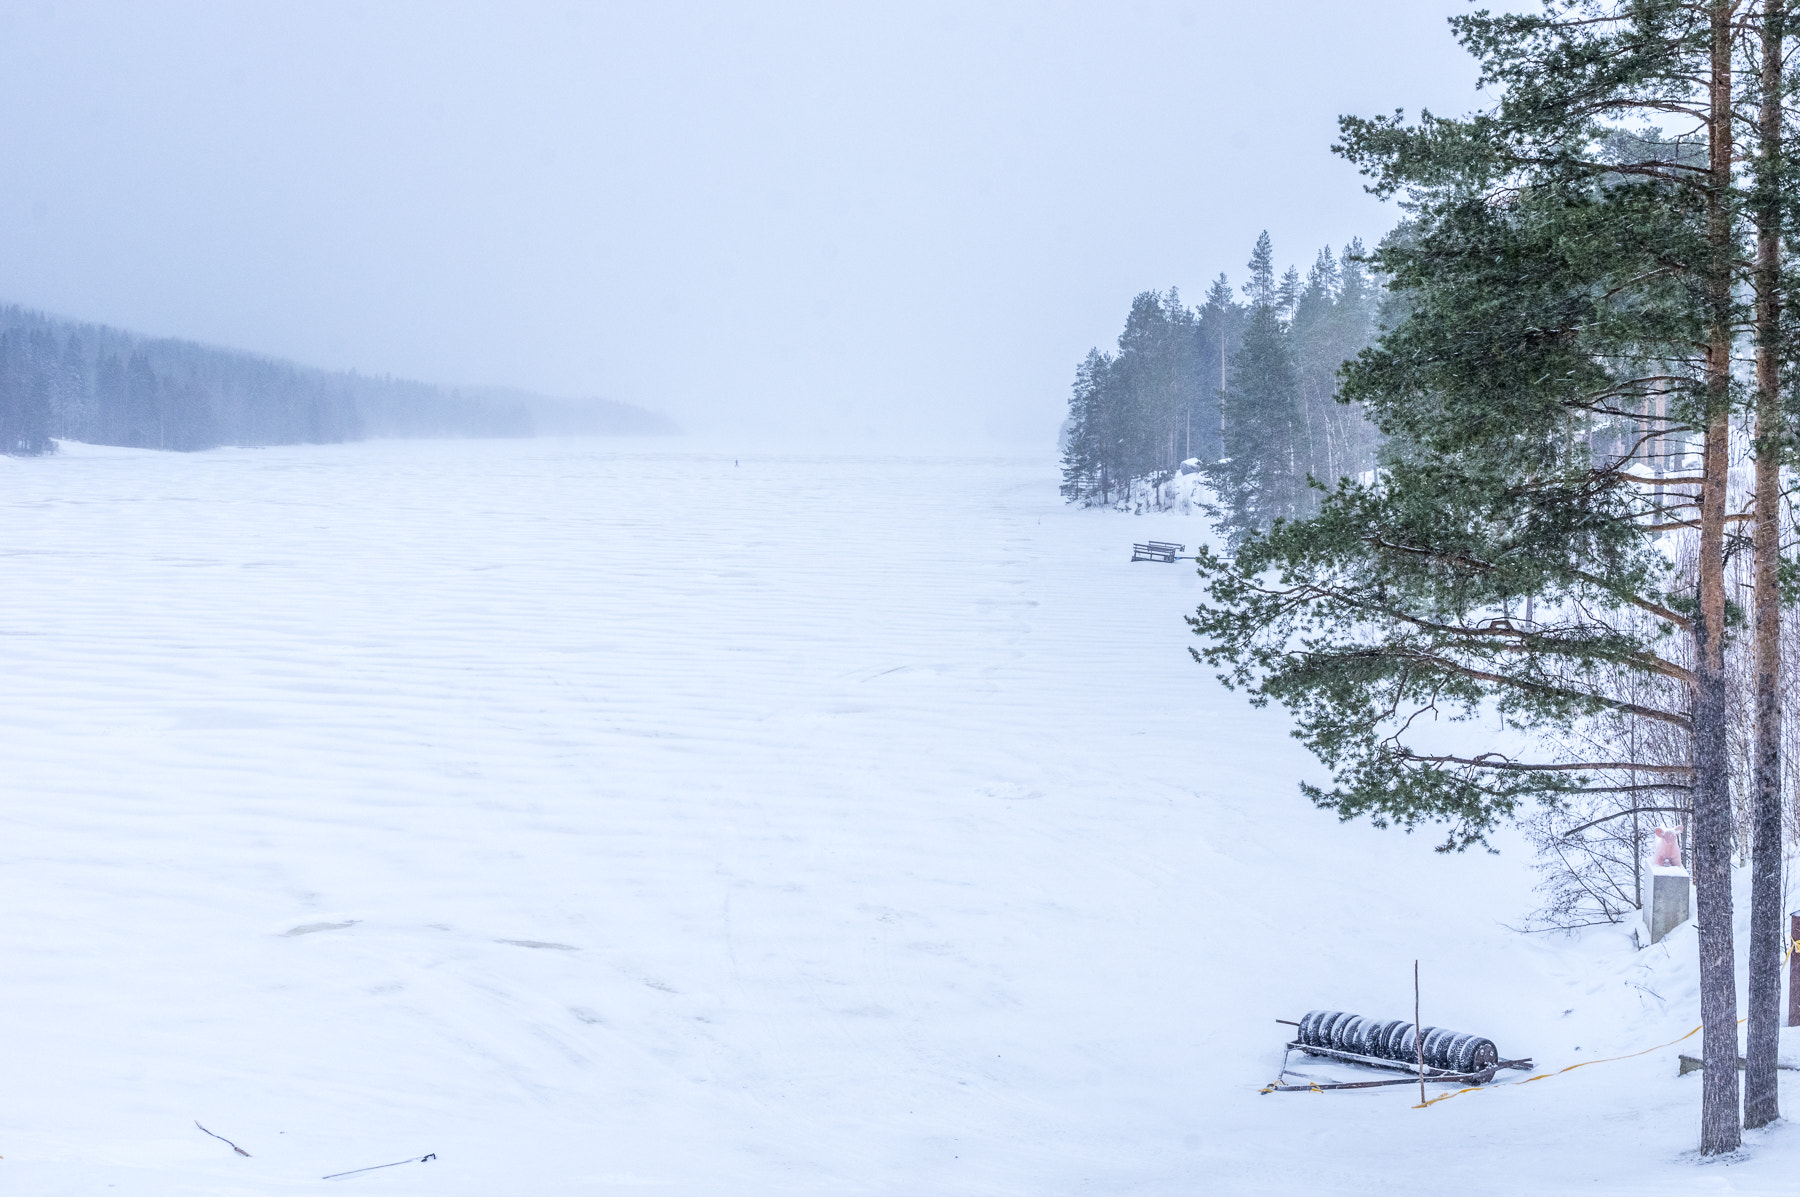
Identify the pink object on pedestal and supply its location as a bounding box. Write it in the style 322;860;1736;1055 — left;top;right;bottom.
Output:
1652;827;1682;869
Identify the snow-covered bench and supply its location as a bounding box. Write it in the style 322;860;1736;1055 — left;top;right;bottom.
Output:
1131;540;1185;563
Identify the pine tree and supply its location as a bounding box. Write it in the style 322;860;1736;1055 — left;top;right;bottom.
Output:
1195;0;1768;1154
1743;0;1790;1129
1243;231;1276;307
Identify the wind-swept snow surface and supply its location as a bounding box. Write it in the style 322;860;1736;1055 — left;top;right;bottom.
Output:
2;441;1795;1194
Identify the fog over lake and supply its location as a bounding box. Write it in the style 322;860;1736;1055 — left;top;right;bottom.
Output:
0;1;1477;448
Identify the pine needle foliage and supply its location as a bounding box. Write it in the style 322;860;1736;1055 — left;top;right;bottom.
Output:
1186;0;1799;1152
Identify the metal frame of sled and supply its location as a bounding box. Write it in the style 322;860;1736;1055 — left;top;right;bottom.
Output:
1268;1038;1534;1092
1264;1009;1533;1093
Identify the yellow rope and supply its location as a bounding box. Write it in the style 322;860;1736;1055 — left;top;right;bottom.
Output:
1416;935;1800;1108
1414;1021;1710;1107
1257;1080;1323;1094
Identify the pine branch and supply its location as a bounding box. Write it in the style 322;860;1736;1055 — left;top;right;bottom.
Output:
1364;646;1693;728
1393;750;1694;775
1559;804;1694;837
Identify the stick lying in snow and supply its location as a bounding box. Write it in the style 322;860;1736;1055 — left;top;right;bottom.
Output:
194;1122;250;1156
323;1153;437;1180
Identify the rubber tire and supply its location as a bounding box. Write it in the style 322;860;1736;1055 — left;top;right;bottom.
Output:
1385;1022;1415;1061
1462;1038;1498;1074
1368;1019;1402;1059
1420;1028;1450;1069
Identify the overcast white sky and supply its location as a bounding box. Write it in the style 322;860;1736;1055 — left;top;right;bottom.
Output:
0;1;1484;449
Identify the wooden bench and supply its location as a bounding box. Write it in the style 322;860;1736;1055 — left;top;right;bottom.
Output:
1131;540;1185;563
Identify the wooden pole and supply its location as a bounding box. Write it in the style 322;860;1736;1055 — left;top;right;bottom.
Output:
1415;960;1424;1104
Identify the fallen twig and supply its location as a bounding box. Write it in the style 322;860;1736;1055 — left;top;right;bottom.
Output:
194;1121;250;1157
323;1152;437;1180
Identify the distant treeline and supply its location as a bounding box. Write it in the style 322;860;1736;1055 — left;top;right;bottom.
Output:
1059;232;1382;541
0;304;676;455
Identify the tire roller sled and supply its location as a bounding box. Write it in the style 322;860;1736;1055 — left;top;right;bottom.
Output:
1263;1009;1533;1093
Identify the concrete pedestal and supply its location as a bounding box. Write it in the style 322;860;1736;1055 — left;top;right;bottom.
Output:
1647;869;1691;945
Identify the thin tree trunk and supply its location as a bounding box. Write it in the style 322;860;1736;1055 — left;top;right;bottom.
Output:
1745;0;1786;1130
1694;0;1742;1154
1219;324;1228;451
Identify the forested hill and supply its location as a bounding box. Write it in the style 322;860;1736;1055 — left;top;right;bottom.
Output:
0;304;677;455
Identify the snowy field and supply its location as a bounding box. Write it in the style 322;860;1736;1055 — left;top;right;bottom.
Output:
2;438;1795;1195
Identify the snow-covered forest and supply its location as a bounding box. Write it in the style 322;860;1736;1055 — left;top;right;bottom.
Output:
0;304;675;454
1058;233;1381;543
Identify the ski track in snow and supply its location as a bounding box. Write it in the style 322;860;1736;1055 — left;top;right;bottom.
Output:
2;438;1795;1194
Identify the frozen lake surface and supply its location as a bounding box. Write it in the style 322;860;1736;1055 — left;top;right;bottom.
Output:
2;439;1794;1194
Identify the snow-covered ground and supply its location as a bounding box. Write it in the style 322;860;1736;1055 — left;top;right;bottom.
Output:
1;439;1794;1194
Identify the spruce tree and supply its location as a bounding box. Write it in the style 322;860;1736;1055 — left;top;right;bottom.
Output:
55;333;88;440
1288;243;1382;489
1289;248;1341;487
123;353;161;449
1212;235;1306;542
0;330;52;455
1115;291;1181;479
1060;348;1117;503
1327;241;1382;476
1059;289;1218;505
93;352;126;446
1195;274;1242;461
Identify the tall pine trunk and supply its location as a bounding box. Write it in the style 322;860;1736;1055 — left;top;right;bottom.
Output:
1695;0;1742;1154
1745;0;1787;1131
1695;415;1742;1153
